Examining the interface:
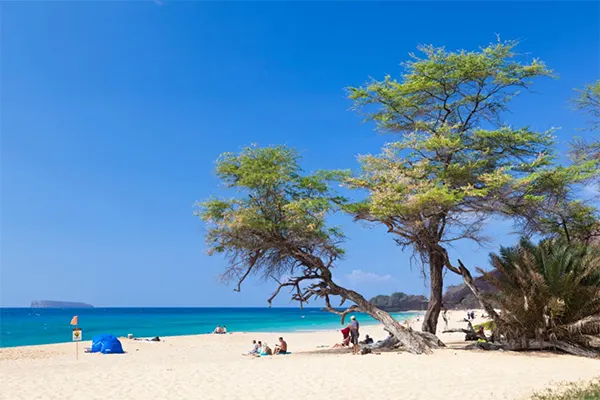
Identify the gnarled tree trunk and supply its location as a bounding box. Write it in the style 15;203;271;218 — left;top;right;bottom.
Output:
331;283;442;354
422;250;444;334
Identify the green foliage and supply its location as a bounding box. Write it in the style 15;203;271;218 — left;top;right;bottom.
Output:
483;238;600;347
474;320;496;331
345;40;556;255
511;165;600;245
348;40;553;134
574;80;600;130
196;145;349;286
570;80;600;199
531;379;600;400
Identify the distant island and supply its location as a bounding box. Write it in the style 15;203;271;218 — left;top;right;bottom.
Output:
369;292;428;311
31;300;94;308
370;274;499;312
441;271;500;310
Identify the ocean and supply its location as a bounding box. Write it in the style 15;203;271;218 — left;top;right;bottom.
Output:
0;307;420;348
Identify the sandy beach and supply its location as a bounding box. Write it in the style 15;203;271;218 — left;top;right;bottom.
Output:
1;312;598;400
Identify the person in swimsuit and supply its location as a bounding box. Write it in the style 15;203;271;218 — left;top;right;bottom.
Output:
348;315;360;355
273;337;288;355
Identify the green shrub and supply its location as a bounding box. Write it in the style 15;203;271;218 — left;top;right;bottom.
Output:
530;379;600;400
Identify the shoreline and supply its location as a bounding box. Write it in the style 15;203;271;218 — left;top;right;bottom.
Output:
1;308;424;349
2;310;598;400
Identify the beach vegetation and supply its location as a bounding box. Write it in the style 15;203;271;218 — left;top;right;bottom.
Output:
344;39;565;333
196;145;441;354
478;237;600;357
530;378;600;400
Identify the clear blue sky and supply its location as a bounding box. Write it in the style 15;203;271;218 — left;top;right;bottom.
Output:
1;1;598;307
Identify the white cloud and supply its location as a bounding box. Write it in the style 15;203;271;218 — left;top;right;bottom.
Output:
343;269;394;285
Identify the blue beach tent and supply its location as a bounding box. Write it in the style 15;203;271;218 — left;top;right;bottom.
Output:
90;334;124;354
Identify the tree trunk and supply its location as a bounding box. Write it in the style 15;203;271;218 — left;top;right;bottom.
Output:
465;339;599;358
331;284;440;355
456;259;501;323
422;250;444;334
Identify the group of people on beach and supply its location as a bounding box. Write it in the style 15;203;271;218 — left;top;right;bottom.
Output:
246;337;288;357
332;316;362;355
213;325;228;334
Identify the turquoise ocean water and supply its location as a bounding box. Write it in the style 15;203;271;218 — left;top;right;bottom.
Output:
0;308;420;348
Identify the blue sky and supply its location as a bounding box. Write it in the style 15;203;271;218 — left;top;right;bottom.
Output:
2;1;598;307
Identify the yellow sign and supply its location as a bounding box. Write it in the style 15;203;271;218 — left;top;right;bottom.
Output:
72;328;82;342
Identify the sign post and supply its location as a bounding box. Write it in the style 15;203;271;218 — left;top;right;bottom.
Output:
70;316;81;360
72;328;82;359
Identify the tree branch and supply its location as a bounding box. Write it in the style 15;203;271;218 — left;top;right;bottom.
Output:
324;294;359;325
457;259;501;322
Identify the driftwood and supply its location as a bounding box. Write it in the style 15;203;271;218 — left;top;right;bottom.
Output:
465;339;599;358
443;320;484;341
464;341;504;351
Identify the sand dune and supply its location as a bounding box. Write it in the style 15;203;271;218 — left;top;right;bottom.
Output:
1;312;598;400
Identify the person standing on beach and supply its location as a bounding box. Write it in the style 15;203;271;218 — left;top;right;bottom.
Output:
348;316;360;355
442;309;449;330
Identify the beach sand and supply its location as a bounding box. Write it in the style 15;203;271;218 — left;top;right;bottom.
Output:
1;311;598;400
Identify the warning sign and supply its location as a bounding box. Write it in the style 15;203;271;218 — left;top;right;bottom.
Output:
72;328;82;342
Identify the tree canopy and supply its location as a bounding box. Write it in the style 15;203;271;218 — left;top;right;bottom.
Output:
574;80;600;130
196;145;439;353
344;40;557;333
197;145;347;297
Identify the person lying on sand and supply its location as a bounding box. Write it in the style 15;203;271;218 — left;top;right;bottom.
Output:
273;337;288;355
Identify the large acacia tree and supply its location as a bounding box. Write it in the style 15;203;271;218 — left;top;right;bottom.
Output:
196;145;441;354
345;40;556;334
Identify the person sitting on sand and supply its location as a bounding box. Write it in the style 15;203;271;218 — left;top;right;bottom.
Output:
332;327;351;348
273;337;288;355
222;326;228;334
254;342;272;357
360;334;373;345
213;325;222;334
246;340;259;355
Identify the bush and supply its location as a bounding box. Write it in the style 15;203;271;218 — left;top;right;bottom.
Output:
482;238;600;349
